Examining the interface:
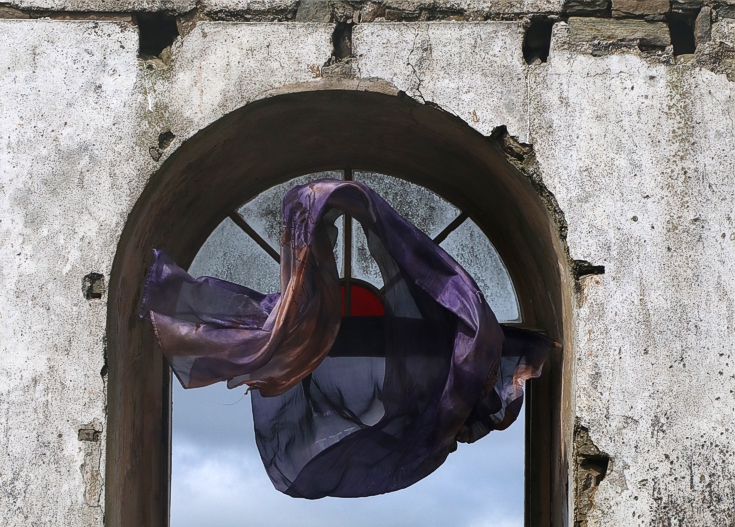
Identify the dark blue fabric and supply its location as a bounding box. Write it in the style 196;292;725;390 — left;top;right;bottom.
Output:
141;180;554;498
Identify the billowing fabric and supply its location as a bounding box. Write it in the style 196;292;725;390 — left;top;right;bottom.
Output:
140;179;555;499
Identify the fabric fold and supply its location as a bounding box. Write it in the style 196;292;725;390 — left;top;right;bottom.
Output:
140;179;556;498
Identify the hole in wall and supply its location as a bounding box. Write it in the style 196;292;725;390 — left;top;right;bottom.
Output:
573;260;605;280
669;12;697;55
332;21;354;60
78;427;102;442
579;455;609;489
158;130;176;150
523;19;554;64
83;272;105;300
574;423;611;524
137;12;179;58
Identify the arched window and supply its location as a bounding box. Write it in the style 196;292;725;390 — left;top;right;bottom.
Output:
106;89;570;527
171;170;525;526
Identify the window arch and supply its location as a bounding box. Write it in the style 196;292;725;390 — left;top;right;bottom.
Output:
188;169;520;323
106;88;572;527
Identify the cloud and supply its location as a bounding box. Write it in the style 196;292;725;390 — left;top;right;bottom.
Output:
171;383;524;527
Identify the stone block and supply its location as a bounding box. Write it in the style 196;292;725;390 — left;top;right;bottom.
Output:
295;0;332;22
568;17;671;47
717;3;735;19
0;6;28;17
378;0;564;17
712;18;735;45
695;6;712;46
563;0;609;15
484;0;564;14
611;0;669;17
202;0;300;19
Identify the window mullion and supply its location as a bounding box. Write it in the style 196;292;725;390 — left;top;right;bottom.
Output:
343;167;353;316
432;211;469;245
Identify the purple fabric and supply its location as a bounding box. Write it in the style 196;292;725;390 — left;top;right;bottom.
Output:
140;180;555;499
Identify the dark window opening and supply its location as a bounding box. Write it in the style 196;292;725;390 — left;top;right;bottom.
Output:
669;12;697;56
523;19;554;64
137;12;179;58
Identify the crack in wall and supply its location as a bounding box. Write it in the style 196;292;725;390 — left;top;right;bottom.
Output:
407;24;426;103
490;126;571;264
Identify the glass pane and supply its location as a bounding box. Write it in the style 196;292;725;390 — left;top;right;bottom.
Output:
237;171;344;275
342;284;384;317
351;173;520;324
188;216;280;294
351;222;382;287
351;172;460;288
353;171;460;238
440;219;520;323
335;214;344;278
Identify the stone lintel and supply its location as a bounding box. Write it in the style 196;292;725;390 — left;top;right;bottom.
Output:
568;17;671;47
611;0;669;17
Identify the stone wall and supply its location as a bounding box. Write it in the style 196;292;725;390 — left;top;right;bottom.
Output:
1;1;735;525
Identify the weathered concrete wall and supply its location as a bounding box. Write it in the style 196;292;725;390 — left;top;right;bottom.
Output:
0;20;141;526
532;22;735;525
1;7;735;527
0;19;332;527
354;21;529;139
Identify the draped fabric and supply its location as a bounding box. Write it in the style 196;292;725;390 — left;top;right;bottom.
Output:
140;180;555;499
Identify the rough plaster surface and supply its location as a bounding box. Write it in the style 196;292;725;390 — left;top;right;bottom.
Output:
158;22;332;144
530;24;735;525
0;19;141;526
354;21;529;140
2;14;735;527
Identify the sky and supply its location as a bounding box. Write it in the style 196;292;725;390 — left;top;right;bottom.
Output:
170;382;525;527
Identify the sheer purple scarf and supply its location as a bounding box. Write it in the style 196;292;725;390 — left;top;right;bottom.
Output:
140;180;554;498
